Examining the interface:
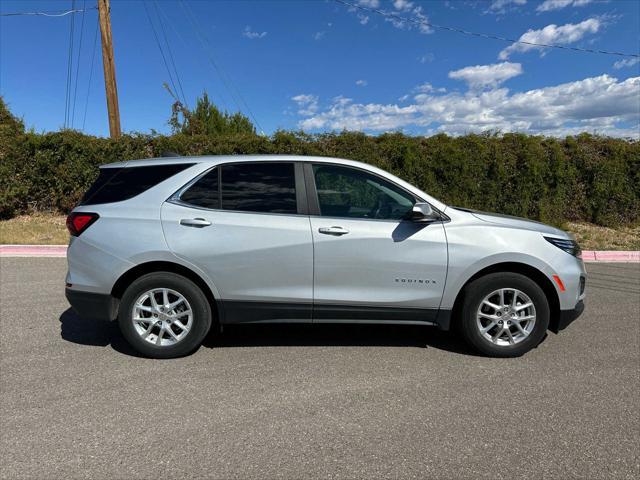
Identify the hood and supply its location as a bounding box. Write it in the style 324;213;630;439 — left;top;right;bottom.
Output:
452;207;569;237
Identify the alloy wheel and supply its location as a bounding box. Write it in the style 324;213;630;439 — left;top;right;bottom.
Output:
476;288;536;346
131;288;193;347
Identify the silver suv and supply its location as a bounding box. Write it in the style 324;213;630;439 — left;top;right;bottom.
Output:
65;155;585;358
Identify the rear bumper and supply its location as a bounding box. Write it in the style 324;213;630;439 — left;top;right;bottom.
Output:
65;288;119;321
553;300;585;332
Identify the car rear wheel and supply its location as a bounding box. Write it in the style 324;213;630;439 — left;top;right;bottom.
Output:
118;272;212;358
460;272;550;357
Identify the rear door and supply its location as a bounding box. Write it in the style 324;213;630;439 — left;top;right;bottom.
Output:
307;163;448;324
161;162;313;323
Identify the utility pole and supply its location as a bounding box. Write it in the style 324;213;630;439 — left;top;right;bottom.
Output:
97;0;121;138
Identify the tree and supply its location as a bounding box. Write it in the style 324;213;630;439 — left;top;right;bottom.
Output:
0;96;25;139
169;92;256;136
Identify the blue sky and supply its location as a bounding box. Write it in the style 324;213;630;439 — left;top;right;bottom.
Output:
1;0;638;137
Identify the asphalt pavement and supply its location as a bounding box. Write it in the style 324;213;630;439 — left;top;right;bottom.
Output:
1;258;638;479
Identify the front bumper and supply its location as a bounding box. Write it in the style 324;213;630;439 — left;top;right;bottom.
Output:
65;288;119;321
552;299;584;333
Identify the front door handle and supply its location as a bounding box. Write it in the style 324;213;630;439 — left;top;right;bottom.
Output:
318;226;349;236
180;218;212;228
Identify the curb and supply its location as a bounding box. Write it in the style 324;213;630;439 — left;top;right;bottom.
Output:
0;245;68;257
581;250;640;263
1;245;639;262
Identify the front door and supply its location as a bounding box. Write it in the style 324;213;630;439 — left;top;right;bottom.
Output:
307;163;448;324
162;161;313;323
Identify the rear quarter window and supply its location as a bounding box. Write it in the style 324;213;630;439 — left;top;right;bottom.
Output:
80;163;194;205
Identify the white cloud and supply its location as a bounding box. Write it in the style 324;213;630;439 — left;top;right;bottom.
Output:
449;62;523;89
313;31;326;40
291;94;319;116
332;95;353;106
537;0;594;12
293;75;639;138
393;0;414;12
414;82;445;93
418;53;435;63
242;26;267;39
357;13;370;25
390;1;432;34
499;18;601;59
355;79;368;86
489;0;527;13
613;58;640;69
348;0;431;34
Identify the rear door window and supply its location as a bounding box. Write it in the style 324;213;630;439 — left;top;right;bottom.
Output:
220;162;297;214
179;168;220;209
80;163;193;205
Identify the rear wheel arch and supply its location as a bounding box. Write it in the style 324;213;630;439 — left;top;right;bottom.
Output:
111;261;220;324
450;262;560;332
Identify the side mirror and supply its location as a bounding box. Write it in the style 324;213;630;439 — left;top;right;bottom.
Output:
410;202;440;222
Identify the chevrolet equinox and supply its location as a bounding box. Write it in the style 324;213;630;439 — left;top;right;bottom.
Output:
65;155;586;358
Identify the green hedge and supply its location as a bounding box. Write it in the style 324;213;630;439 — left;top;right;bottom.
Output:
1;126;638;227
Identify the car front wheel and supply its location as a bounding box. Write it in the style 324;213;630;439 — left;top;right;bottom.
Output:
460;272;550;357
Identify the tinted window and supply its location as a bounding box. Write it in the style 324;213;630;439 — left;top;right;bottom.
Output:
313;165;414;220
221;163;297;214
180;168;219;209
80;163;193;205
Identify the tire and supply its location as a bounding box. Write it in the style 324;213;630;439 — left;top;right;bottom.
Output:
459;272;550;357
118;272;212;358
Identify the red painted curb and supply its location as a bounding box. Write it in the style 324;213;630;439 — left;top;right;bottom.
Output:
0;245;68;257
588;251;640;263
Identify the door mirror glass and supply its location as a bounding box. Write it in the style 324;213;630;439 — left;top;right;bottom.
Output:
411;203;439;222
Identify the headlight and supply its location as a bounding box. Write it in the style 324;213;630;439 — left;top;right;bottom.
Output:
544;236;582;257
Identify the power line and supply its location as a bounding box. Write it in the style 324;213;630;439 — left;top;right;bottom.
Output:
64;0;76;129
71;0;86;128
0;7;96;17
178;0;232;113
153;0;188;109
82;16;100;131
335;0;640;59
153;2;200;109
143;0;182;110
180;0;265;134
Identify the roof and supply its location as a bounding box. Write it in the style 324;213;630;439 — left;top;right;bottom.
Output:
102;154;368;169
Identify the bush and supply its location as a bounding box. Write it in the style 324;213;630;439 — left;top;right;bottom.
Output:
1;107;638;227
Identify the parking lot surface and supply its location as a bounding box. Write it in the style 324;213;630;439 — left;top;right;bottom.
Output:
1;258;639;479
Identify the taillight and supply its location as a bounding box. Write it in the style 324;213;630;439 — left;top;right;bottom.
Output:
66;212;99;236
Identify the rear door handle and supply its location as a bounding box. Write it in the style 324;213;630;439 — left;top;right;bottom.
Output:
180;218;212;228
318;226;349;236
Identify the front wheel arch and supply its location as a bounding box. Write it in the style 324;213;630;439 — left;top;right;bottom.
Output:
450;262;560;333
